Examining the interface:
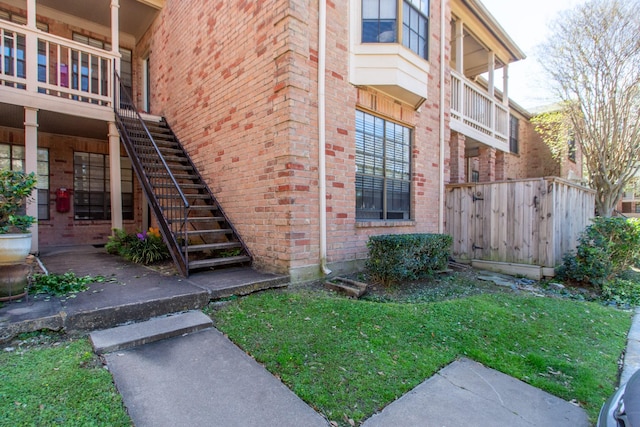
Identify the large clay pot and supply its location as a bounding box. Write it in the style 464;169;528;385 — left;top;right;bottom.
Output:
0;264;30;300
0;233;32;300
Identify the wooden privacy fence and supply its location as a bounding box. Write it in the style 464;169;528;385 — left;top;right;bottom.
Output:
445;177;595;270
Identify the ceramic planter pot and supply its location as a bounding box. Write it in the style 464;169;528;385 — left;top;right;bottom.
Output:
0;233;32;300
0;233;32;265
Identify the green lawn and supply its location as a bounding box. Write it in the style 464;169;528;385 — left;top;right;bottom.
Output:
0;276;632;427
213;288;631;426
0;334;130;427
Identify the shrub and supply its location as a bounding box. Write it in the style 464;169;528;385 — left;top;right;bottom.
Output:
105;228;136;257
365;233;452;286
0;170;37;233
601;277;640;307
106;227;169;265
557;217;640;288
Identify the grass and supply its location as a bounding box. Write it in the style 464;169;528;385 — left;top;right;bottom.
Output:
212;279;632;426
0;332;131;427
0;271;633;426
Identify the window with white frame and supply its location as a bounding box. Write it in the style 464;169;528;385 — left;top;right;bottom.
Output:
356;110;411;220
0;143;50;220
73;152;133;221
361;0;429;59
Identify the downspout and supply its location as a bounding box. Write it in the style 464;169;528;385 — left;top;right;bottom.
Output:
438;0;446;234
318;0;331;275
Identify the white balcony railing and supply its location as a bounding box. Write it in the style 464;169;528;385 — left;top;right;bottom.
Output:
1;20;115;107
451;70;509;145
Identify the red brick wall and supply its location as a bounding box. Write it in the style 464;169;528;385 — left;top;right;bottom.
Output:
503;113;562;180
137;0;449;278
0;126;142;249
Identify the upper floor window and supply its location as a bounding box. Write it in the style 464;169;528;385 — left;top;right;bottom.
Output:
0;9;49;31
509;115;519;154
362;0;429;59
356;110;412;220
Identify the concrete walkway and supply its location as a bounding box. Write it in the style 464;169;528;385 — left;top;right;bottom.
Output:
0;246;287;340
105;328;328;427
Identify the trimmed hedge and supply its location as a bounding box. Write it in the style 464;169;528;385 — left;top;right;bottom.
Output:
365;233;452;286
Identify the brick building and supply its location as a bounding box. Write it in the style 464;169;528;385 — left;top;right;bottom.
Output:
0;0;580;280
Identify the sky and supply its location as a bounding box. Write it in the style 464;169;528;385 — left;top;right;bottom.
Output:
479;0;588;110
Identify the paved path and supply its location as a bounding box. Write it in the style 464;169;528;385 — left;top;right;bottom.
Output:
105;328;329;427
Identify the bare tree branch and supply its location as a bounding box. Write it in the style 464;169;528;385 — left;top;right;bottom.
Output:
537;0;640;216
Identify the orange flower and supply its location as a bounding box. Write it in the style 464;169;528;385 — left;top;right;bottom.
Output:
148;227;161;239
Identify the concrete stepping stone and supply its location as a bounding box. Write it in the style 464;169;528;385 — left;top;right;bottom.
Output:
90;310;212;354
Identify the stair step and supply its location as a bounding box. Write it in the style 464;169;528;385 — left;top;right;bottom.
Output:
156;183;205;190
89;311;212;355
158;147;185;156
168;216;225;223
185;229;236;237
135;139;178;149
148;172;198;180
138;154;188;163
188;256;251;270
164;204;218;211
185;241;241;251
166;164;196;171
158;193;210;200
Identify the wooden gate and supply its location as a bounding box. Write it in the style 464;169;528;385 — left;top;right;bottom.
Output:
445;177;595;269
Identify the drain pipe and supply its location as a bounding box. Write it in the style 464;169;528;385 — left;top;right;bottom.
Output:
438;0;446;234
318;0;331;275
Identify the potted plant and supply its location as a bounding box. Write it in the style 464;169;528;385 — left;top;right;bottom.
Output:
0;170;37;300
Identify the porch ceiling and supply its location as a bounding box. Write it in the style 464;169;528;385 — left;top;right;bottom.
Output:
462;31;506;77
0;103;109;140
36;0;160;39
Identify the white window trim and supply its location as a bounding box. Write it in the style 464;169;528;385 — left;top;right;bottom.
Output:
349;0;430;108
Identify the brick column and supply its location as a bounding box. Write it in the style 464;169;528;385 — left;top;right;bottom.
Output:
449;132;466;183
495;150;505;181
478;146;496;182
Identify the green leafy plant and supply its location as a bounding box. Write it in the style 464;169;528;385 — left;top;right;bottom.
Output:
106;227;169;265
600;269;640;307
365;233;452;286
0;170;37;233
558;217;640;288
30;272;106;296
105;228;137;257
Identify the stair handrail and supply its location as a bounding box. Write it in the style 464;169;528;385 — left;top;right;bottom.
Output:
114;73;190;208
113;72;190;276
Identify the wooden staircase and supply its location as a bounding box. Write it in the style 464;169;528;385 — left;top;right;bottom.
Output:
113;76;251;276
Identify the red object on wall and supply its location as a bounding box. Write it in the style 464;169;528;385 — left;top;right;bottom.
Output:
56;188;70;213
